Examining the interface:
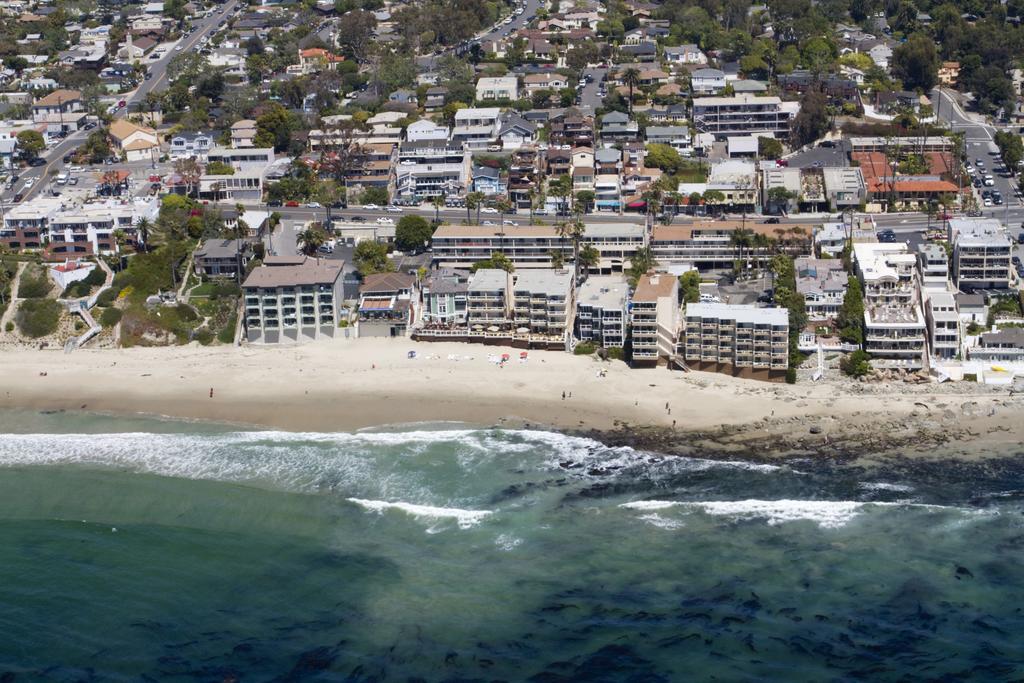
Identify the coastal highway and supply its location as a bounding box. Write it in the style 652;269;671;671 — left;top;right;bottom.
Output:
1;1;241;207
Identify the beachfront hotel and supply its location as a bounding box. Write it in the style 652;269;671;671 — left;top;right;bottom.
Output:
430;223;643;273
681;303;789;381
575;275;629;348
242;256;344;343
630;273;680;366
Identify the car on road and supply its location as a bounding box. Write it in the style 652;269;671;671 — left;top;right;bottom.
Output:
305;201;322;208
503;220;517;226
175;45;184;51
148;174;161;182
13;193;22;202
318;244;334;254
83;122;95;130
285;200;299;207
362;203;381;210
28;158;45;167
350;215;366;222
876;229;897;243
385;205;403;212
762;217;780;224
376;217;395;224
480;207;498;214
267;199;282;207
482;220;496;226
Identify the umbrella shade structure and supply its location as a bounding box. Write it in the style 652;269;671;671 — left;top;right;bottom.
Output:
519;351;528;359
501;353;510;361
487;326;500;332
516;327;529;333
473;324;484;330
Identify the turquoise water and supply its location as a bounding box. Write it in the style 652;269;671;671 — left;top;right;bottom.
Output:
1;410;1023;681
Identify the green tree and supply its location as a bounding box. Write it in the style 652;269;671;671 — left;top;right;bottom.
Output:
204;161;235;176
621;67;641;114
679;270;700;304
837;274;864;345
16;130;45;160
354;240;391;276
790;87;829;147
471;251;514;272
840;349;872;377
578;244;600;276
395;214;434;252
549;249;565;269
758;137;784;160
254;104;300;153
892;33;939;91
296;226;327;257
644;143;682;173
575;190;596;214
626;246;657;287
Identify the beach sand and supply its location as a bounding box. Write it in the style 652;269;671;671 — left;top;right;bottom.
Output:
1;338;1021;458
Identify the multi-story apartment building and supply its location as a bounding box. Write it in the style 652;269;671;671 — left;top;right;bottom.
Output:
466;268;513;329
796;258;848;320
575;275;628;348
947;218;1012;290
853;242;928;368
452;107;501;150
923;289;960;360
916;243;950;289
393;139;470;201
681;303;789;381
630;273;680;366
1;197;159;255
431;223;644;273
242;256;344;344
512;269;573;341
692;94;798;139
651;222;798;270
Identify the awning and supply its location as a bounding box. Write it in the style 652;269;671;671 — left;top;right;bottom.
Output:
627;200;646;208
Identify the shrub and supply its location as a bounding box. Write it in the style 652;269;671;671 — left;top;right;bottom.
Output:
18;266;51;298
99;307;123;327
95;287;120;307
4;321;12;332
606;347;625;361
217;314;237;344
212;282;241;299
175;303;199;322
839;349;872;377
193;329;214;345
963;373;978;382
574;341;597;355
61;266;106;298
785;367;797;384
15;299;62;338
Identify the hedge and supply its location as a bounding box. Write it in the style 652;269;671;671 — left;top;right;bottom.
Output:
18;266;51;299
99;307;123;327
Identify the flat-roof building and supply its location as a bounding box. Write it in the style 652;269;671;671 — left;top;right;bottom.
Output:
630;273;680;365
682;303;789;381
947;218;1012;290
242;257;344;343
575;276;629;348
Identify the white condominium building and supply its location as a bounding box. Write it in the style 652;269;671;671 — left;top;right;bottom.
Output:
630;273;680;365
947;218;1012;290
853;242;927;368
692;95;798;140
575;276;629;348
512;269;574;340
682;303;789;381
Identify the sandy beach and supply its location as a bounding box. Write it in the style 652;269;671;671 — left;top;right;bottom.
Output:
1;338;1022;458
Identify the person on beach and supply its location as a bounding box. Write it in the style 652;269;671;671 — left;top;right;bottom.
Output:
562;391;565;400
209;387;214;398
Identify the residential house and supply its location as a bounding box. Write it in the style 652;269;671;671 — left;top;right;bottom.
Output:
691;68;726;95
664;44;707;65
193;238;251;278
231;119;257;148
599;111;639;144
476;76;518;102
467;268;513;330
394;138;469;201
358;271;416;338
969;327;1024;363
548;110;594;147
109;119;159;162
451;107;501;150
242;257;344;343
31;88;81;123
853;242;928;368
296;47;344;74
938;61;960;86
796;258;848;320
646;125;691;153
169;131;214;161
421;268;470;326
923;289;960;360
471;164;506;196
405;119;449;143
497;112;536;150
523;72;568;92
425;86;448;112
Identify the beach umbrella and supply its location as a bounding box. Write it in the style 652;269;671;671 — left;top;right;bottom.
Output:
516;327;529;333
501;353;510;361
487;326;499;332
473;324;484;330
520;351;528;359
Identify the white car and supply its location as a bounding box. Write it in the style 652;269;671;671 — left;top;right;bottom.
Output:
305;201;322;208
175;44;184;51
480;207;499;214
362;203;381;210
503;220;517;226
385;205;403;212
376;217;395;224
482;220;496;226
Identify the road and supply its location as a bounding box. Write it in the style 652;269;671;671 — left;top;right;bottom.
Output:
932;86;1023;216
2;1;241;207
578;67;608;112
415;0;543;70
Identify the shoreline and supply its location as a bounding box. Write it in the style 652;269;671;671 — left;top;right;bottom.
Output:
2;338;1022;460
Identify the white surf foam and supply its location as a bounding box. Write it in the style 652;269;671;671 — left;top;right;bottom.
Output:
859;482;915;493
346;498;493;529
619;500;682;511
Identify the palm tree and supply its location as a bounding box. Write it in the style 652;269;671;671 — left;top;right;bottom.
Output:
730;228;754;273
495;197;513;226
578;243;600;277
432;195;445;223
556;214;586;283
626;246;657;287
296;226;327;258
526;187;537;223
548;174;572;216
621;67;641;115
549;249;565;269
135;218;152;251
466;192;485;225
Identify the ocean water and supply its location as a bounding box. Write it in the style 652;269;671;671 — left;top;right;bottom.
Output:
1;410;1023;681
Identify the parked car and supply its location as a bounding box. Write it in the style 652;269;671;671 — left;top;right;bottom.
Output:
305;201;322;208
480;207;499;214
376;217;395;224
267;199;282;207
762;217;780;224
350;215;366;222
285;200;299;207
385;205;403;212
362;203;381;210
